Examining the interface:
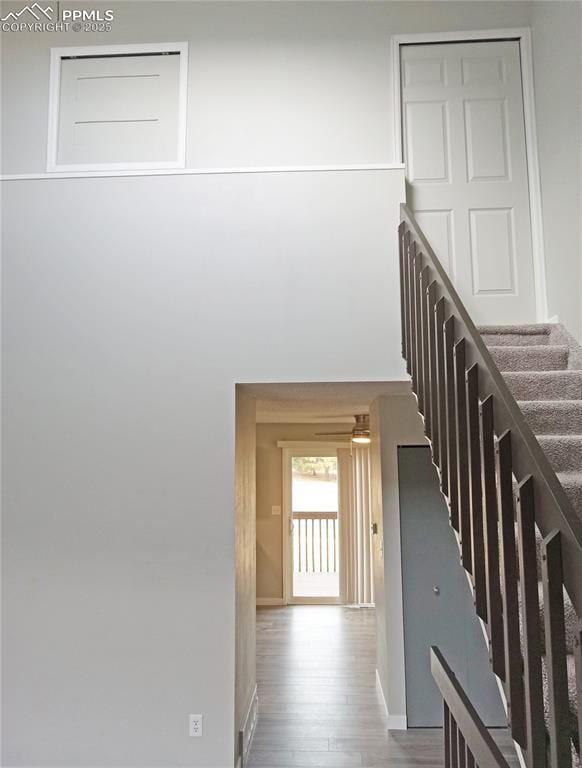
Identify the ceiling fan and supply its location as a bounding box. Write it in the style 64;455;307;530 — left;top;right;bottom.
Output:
316;414;371;444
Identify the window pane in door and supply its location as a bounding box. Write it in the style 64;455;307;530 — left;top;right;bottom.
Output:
291;456;338;512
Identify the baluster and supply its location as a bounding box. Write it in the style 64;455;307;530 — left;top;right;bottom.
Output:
427;281;439;455
480;394;505;681
458;732;466;768
496;431;526;746
574;618;582;756
541;530;572;768
450;700;451;768
435;297;448;495
311;518;315;573
326;519;329;573
420;265;430;426
516;476;546;768
299;520;302;573
409;240;418;390
451;715;459;768
399;222;407;360
404;231;413;376
454;339;472;573
414;250;425;412
466;364;486;620
333;519;337;572
444;316;459;530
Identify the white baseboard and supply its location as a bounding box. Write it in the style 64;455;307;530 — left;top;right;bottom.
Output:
375;670;407;730
387;714;408;730
256;597;285;606
238;685;258;768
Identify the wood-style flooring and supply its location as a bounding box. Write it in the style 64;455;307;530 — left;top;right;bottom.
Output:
249;605;518;767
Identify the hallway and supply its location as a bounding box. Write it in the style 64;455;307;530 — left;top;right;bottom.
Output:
248;606;444;767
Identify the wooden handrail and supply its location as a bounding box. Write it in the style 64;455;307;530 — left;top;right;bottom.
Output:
400;203;582;616
430;647;512;768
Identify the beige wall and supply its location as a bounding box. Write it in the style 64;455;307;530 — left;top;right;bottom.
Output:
234;389;256;757
256;423;350;600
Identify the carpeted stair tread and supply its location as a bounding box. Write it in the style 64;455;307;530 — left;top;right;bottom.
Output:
537;435;582;472
488;345;569;372
480;324;552;347
504;370;582;401
519;401;582;435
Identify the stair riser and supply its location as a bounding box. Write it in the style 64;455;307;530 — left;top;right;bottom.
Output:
520;404;582;435
488;345;569;372
482;333;550;347
504;372;582;401
537;437;582;472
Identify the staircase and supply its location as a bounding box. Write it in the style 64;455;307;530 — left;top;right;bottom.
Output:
482;324;581;766
399;205;582;768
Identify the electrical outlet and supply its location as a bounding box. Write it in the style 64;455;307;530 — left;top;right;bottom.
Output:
189;714;203;738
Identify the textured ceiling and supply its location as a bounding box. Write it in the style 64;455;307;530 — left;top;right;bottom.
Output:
240;381;411;423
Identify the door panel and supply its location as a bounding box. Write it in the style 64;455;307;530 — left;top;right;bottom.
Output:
402;40;535;324
399;446;505;727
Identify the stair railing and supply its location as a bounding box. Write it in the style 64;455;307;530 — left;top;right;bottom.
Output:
400;204;582;768
430;646;512;768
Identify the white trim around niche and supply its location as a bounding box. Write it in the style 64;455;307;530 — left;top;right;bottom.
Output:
46;41;189;173
391;27;549;323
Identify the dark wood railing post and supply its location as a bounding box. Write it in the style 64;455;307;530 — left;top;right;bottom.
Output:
427;280;439;452
454;338;472;573
420;266;431;434
414;250;425;413
444;701;451;768
399;222;407;359
574;619;582;756
407;237;416;386
435;297;448;495
516;476;546;768
496;430;526;746
542;530;573;768
466;364;487;621
403;229;412;376
444;316;459;531
479;395;506;681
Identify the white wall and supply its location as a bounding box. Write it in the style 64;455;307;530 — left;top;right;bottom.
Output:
531;0;582;337
1;169;405;767
370;394;426;727
1;0;532;175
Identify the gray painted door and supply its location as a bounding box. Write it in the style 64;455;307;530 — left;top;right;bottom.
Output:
399;446;505;727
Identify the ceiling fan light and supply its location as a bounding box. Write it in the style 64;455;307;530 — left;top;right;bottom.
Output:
352;433;371;444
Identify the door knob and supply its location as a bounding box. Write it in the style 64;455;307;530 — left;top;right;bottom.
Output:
433;586;440;595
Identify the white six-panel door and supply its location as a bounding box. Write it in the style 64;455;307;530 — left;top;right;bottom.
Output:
401;41;536;324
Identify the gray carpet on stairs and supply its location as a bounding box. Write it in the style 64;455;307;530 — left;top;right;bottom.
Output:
480;323;581;763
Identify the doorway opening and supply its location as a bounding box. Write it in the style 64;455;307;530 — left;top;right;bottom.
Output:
288;451;340;601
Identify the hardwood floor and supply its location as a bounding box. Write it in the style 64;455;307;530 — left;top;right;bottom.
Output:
250;605;518;768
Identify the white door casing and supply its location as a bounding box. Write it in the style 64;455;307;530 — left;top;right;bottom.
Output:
400;40;537;325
